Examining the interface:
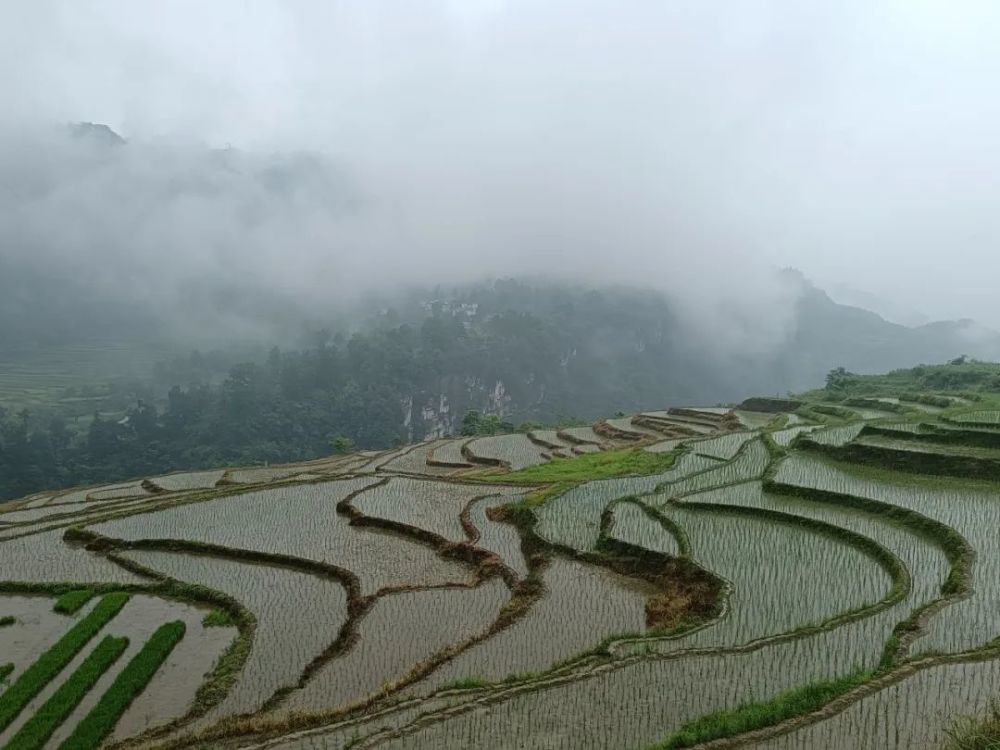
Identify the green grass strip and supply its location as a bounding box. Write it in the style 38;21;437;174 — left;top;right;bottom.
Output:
4;635;128;750
58;621;186;750
0;666;12;684
0;592;129;733
483;447;677;485
653;670;870;748
52;591;95;616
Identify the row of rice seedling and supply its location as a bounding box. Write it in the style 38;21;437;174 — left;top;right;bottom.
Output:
409;557;654;694
91;595;235;745
773;454;1000;654
651;493;892;650
3;634;128;750
89;479;477;596
533;453;721;551
467;497;529;579
0;597;102;688
53;591;95;616
605;501;681;557
0;593;129;733
351;477;522;543
0;531;146;586
754;657;1000;750
1;594;231;749
466;434;550;471
120;550;349;725
276;580;509;716
375;609;904;750
58;620;187;749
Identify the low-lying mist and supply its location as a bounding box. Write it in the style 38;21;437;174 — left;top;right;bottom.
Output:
0;121;803;355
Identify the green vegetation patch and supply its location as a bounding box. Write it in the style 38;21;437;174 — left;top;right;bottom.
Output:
0;664;12;684
59;620;186;750
655;670;871;749
0;592;129;733
53;590;96;615
483;447;677;485
5;634;128;750
439;676;490;691
946;700;1000;750
0;616;14;628
202;608;236;628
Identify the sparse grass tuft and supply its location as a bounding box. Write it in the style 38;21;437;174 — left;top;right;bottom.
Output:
53;589;96;615
0;664;12;683
654;670;871;748
0;592;130;733
202;608;236;628
59;620;186;750
0;616;14;628
945;700;1000;750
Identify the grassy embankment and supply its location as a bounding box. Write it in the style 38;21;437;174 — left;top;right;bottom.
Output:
653;670;871;749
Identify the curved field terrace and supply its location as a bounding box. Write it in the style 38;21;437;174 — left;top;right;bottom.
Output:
4;397;1000;749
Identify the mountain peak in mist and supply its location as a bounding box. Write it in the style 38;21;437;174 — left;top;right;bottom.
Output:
68;121;126;147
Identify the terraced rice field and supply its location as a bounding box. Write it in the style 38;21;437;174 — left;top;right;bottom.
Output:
947;410;1000;425
466;434;549;470
604;417;663;439
558;426;606;445
148;469;226;492
428;438;473;467
351;476;524;542
5;397;1000;748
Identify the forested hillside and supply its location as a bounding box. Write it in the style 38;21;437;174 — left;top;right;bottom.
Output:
2;278;1000;500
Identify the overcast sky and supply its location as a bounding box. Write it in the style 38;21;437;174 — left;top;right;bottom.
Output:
3;1;1000;331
